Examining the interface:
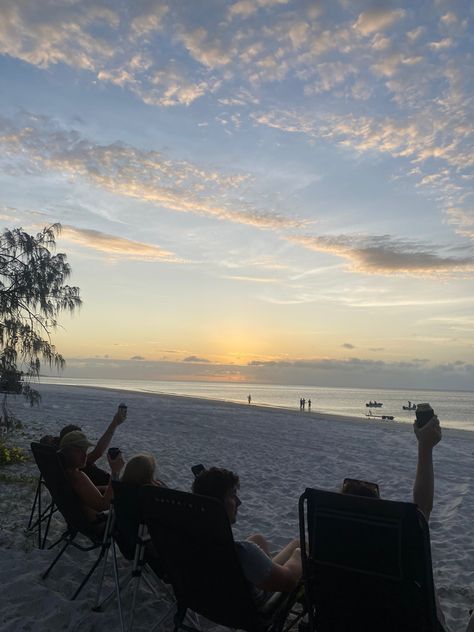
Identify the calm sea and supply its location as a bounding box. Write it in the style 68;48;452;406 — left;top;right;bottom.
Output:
41;376;474;432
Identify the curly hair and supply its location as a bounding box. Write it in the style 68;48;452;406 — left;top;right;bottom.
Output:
192;467;239;502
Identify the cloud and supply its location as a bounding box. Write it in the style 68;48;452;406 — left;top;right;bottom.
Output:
0;114;302;231
228;0;289;20
182;355;210;363
353;9;406;36
177;28;233;68
222;275;278;283
342;343;355;349
287;233;474;277
130;4;168;38
253;106;474;244
51;355;474;391
61;225;182;262
428;38;453;51
0;1;118;71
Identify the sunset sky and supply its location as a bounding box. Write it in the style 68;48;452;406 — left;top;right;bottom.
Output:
1;0;473;389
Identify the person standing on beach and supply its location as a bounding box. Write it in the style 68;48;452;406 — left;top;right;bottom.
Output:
248;394;252;405
308;399;311;412
192;467;301;602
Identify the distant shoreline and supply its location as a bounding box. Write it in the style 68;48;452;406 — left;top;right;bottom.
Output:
33;380;474;439
40;374;474;395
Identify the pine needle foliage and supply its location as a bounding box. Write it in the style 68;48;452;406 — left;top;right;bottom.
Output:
0;224;81;426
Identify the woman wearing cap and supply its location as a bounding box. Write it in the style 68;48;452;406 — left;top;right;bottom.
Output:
59;430;124;526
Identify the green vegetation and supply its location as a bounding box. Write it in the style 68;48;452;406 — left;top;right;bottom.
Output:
0;438;27;466
0;224;81;430
0;470;36;484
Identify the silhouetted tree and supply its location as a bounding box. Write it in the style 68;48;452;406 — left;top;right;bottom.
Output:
0;224;81;428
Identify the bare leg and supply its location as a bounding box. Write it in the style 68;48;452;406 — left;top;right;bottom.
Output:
272;538;300;565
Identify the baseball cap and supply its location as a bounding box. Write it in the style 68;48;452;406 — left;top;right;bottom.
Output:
59;430;94;451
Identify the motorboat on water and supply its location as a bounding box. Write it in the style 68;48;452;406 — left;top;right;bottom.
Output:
402;401;417;411
366;410;394;421
366;401;383;408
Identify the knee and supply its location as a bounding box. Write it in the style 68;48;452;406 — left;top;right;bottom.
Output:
247;533;269;552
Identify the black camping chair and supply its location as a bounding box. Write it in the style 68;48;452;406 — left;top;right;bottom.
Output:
94;481;173;632
140;485;296;632
26;457;58;549
299;487;443;632
30;441;112;600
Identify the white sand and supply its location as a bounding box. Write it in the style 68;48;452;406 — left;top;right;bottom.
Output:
0;383;473;631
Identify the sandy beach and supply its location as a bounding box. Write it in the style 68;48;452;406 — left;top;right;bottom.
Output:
0;383;473;631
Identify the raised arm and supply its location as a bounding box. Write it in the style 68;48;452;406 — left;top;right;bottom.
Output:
413;415;442;521
86;407;127;464
71;451;124;512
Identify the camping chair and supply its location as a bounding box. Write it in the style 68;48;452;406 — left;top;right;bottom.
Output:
26;449;58;549
140;486;297;632
30;441;112;600
299;487;443;632
94;481;174;632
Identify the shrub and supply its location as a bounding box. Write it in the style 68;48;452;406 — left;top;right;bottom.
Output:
0;439;27;465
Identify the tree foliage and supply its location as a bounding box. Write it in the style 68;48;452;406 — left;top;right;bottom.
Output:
0;224;81;426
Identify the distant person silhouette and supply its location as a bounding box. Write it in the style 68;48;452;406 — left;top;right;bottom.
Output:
308;399;311;412
248;394;252;405
302;398;306;411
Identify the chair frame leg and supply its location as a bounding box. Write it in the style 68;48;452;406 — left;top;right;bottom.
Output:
72;547;106;601
42;537;71;579
93;508;115;609
27;477;57;550
27;476;42;530
128;524;147;632
110;539;125;631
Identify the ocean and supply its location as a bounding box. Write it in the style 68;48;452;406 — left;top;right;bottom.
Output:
41;376;474;432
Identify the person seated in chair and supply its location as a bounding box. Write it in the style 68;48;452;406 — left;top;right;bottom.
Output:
59;430;124;529
192;467;301;603
121;453;167;487
41;405;127;487
342;414;446;628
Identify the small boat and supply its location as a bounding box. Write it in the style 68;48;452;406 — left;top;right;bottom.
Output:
366;401;383;408
366;411;395;421
402;401;417;411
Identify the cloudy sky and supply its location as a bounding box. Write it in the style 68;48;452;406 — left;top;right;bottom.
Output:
1;0;473;389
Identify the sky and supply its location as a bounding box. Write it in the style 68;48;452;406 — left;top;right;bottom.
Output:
0;0;473;390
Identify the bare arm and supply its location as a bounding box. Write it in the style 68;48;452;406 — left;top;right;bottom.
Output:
86;407;127;464
71;452;124;512
413;416;442;521
70;470;114;512
258;547;302;593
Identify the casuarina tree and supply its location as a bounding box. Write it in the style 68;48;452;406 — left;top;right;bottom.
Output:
0;224;81;428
